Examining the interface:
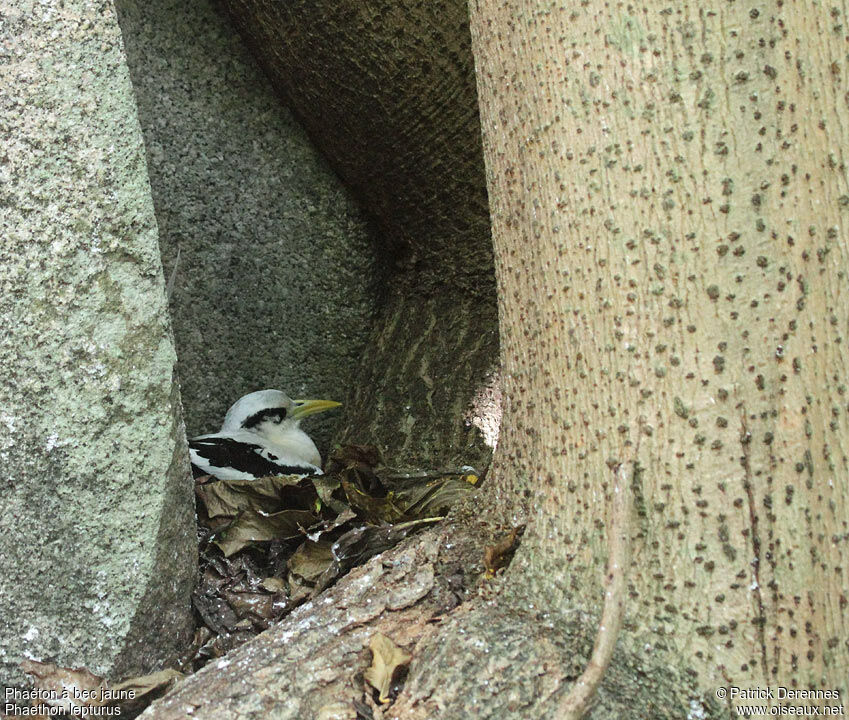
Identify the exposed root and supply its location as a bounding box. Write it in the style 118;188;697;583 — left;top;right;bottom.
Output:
558;462;633;719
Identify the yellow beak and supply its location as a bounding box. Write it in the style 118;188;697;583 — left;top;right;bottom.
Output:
290;398;342;420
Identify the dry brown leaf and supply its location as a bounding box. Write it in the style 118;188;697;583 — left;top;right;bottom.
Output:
288;539;334;583
110;668;183;696
221;590;275;622
19;659;105;712
198;475;317;519
393;476;477;517
20;660;184;718
104;669;184;715
214;508;317;556
483;524;526;577
363;632;412;703
260;576;287;593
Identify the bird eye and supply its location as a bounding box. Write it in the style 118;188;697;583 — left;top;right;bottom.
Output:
276;408;287;422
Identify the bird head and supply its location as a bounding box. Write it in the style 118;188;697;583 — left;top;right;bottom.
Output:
220;389;341;441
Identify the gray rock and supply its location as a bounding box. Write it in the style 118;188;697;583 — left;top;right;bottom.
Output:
0;0;196;685
114;0;381;454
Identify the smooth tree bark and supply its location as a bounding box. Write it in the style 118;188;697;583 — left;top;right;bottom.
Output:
144;1;848;717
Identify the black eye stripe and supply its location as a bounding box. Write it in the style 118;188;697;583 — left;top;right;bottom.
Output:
242;406;287;429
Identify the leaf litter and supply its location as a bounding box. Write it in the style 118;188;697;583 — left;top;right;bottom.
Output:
16;445;479;717
16;445;479;718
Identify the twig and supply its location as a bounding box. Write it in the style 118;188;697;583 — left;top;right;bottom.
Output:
558;462;633;719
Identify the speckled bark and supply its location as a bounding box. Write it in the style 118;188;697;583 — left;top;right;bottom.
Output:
216;0;499;470
466;0;849;710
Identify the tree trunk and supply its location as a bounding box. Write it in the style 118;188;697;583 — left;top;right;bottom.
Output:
465;0;849;706
143;1;848;717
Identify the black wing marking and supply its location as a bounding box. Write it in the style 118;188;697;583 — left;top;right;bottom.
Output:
189;436;315;479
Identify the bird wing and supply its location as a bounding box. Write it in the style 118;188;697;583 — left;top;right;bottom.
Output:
189;434;320;481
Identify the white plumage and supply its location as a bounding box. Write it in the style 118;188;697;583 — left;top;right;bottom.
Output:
189;389;341;481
